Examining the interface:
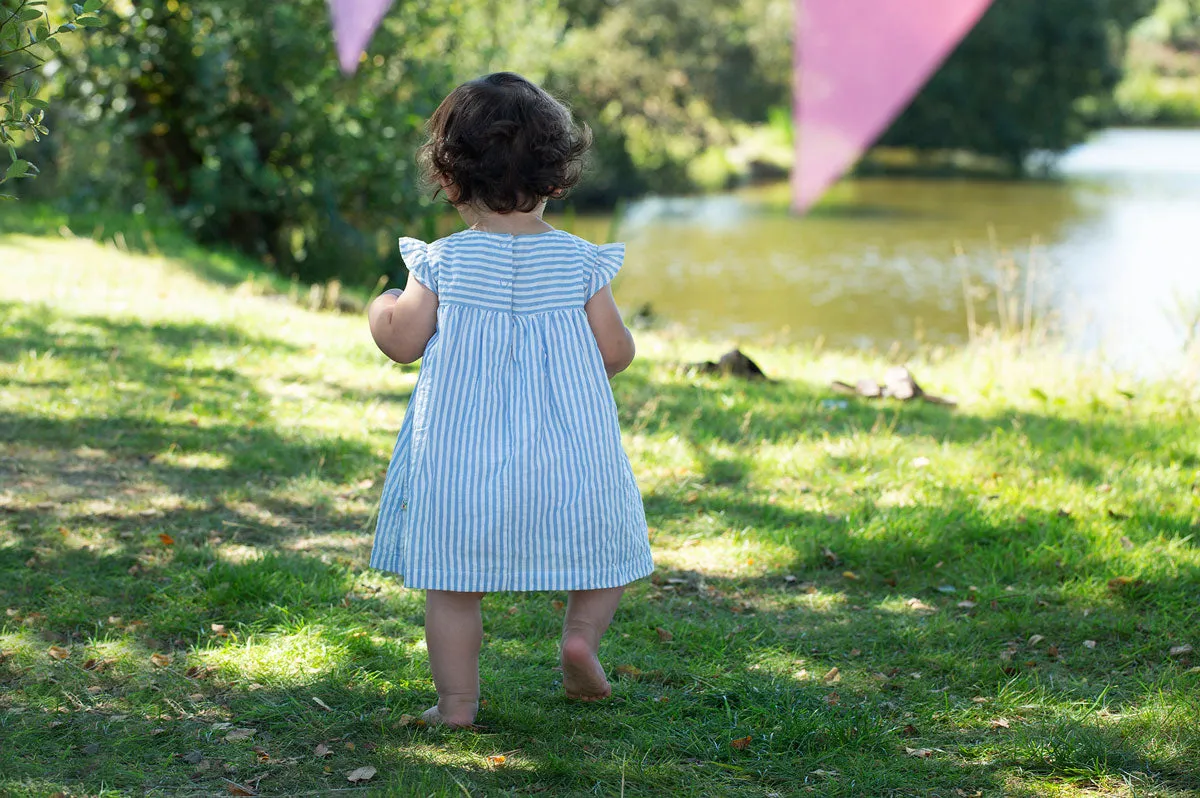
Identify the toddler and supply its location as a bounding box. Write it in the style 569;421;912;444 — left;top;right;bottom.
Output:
366;72;654;727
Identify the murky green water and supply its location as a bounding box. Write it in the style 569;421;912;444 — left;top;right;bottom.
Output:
559;129;1200;368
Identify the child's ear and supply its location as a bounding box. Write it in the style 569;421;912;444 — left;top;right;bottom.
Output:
438;173;461;203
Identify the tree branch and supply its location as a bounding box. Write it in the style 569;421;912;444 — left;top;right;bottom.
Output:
0;1;31;37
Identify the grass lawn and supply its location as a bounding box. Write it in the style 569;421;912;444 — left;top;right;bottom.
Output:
1;215;1198;797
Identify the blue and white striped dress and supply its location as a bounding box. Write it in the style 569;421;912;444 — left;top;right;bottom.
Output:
369;229;655;592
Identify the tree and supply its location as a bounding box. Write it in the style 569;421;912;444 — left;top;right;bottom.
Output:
878;0;1156;170
0;0;99;199
547;0;791;200
45;0;564;284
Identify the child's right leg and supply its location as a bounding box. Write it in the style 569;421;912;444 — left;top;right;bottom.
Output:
422;589;485;727
560;586;625;700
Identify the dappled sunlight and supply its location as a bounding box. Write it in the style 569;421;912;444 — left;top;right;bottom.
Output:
203;627;351;686
652;535;800;579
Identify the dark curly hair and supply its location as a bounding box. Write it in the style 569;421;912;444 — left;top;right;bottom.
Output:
419;73;591;214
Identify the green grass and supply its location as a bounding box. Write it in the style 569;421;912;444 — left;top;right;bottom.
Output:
1;220;1199;797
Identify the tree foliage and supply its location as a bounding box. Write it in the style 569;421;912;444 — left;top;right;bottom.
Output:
0;0;98;199
40;0;569;283
549;0;791;199
878;0;1156;169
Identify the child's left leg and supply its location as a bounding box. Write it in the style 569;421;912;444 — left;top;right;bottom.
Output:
422;589;485;727
560;586;625;701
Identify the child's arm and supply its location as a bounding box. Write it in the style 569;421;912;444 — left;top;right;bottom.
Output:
585;285;635;378
367;273;438;364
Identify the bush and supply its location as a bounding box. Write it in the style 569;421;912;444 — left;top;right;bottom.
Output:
1;0;99;199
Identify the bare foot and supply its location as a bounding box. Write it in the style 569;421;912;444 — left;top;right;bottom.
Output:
420;704;477;728
560;634;612;701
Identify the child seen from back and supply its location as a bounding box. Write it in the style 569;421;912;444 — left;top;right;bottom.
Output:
366;73;654;728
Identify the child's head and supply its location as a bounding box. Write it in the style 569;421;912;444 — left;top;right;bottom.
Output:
420;72;591;214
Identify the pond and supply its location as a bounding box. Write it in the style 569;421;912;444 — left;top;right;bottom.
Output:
561;129;1200;370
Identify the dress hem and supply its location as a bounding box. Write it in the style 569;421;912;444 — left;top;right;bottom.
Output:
367;562;655;593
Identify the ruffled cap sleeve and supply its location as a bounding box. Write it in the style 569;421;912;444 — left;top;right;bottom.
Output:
587;242;625;298
399;237;437;293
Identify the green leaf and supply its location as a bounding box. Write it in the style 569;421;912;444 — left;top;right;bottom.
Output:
18;8;43;22
26;98;48;110
45;36;61;54
4;160;31;180
75;16;102;27
0;193;19;201
83;0;103;12
6;143;15;163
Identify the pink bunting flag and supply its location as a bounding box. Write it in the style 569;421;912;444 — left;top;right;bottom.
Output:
792;0;994;212
327;0;396;74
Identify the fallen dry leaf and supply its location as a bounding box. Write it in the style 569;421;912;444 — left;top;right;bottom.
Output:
1108;576;1135;592
901;724;919;737
821;546;840;566
315;743;332;758
1169;644;1193;657
1120;536;1135;550
971;696;988;704
810;769;839;777
1083;640;1097;649
824;692;840;706
849;648;861;657
225;728;256;742
614;664;643;679
823;667;841;683
956;600;977;609
911;456;931;468
905;598;936;612
158;533;175;546
312;696;333;712
344;742;355;752
990;718;1011;730
550;600;564;612
655;627;673;642
346;765;377;783
730;736;752;750
1047;645;1060;658
181;750;204;765
842;571;859;581
793;669;809;680
150;653;172;667
485;754;507;767
1027;635;1045;646
47;645;70;661
905;747;934;758
222;779;256;796
211;623;229;636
